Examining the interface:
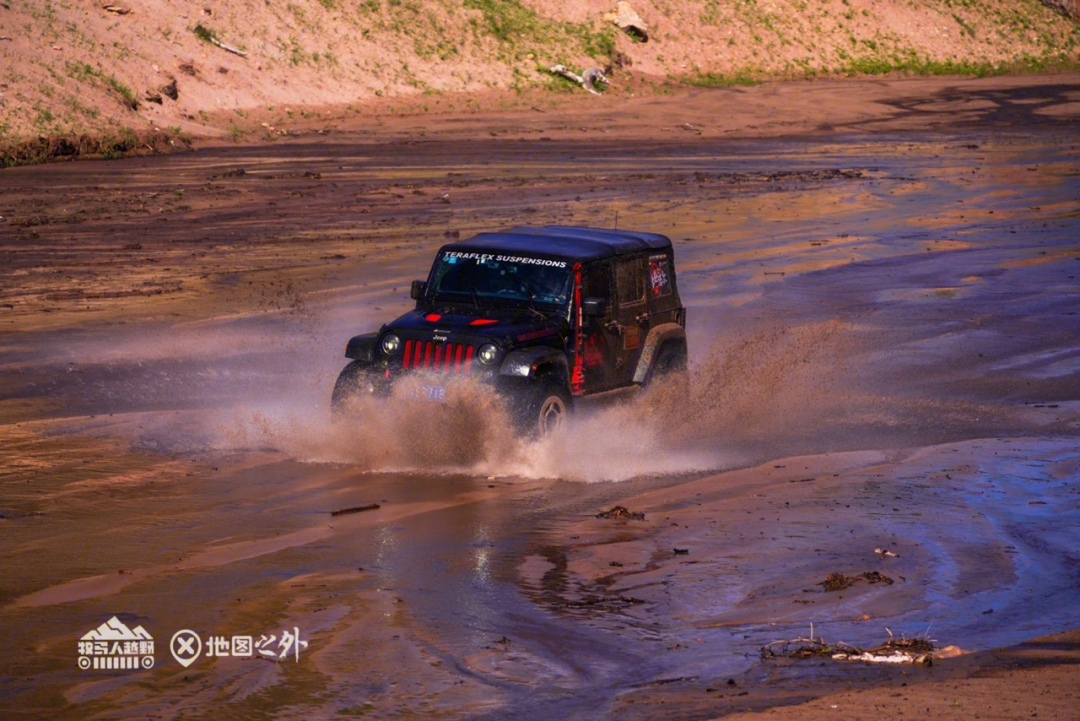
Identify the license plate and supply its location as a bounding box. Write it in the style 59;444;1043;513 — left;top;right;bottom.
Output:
418;384;446;402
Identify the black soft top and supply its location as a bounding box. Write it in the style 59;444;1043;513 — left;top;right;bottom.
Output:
439;225;672;262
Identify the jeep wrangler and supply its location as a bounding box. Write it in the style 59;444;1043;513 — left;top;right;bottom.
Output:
331;225;687;435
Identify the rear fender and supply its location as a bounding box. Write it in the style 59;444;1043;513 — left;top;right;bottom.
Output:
632;323;687;384
499;347;569;383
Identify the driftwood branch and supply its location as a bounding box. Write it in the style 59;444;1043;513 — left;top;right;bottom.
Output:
547;65;609;95
209;36;247;57
330;503;381;517
194;24;248;57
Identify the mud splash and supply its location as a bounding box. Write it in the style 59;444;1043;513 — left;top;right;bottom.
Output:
210;320;863;482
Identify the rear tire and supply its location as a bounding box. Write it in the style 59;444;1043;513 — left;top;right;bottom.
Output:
643;341;687;387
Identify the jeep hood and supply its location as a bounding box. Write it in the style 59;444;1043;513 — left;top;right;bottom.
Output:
383;307;566;343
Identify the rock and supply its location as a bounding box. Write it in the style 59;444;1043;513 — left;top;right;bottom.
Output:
596;505;645;520
603;2;648;42
1041;0;1080;20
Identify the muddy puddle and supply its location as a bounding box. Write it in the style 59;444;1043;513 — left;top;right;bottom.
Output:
1;92;1078;718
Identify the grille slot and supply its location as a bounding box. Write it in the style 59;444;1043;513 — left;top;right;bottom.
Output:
402;340;473;374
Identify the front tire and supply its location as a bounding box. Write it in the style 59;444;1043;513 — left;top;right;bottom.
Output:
331;361;376;415
520;377;572;437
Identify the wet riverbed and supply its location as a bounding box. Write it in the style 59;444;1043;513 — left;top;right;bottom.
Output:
1;105;1078;718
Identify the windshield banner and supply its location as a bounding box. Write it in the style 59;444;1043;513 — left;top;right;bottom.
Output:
445;252;567;268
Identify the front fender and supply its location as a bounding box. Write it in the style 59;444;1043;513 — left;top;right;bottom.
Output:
632;323;686;384
498;347;569;381
345;333;379;362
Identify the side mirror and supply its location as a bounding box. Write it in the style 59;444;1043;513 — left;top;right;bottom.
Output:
582;297;607;317
410;280;427;301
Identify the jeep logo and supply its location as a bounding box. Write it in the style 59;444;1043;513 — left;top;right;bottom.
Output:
433;333;448;343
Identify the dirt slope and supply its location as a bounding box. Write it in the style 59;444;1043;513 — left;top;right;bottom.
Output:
0;0;1078;146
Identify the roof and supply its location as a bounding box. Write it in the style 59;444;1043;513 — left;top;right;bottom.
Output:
439;225;672;262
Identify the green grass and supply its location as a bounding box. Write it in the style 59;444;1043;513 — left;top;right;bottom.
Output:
683;69;760;87
99;128;139;159
952;13;976;38
64;61;138;109
463;0;538;43
104;75;138;109
193;23;218;45
462;0;619;68
0;129;189;168
842;50;1080;78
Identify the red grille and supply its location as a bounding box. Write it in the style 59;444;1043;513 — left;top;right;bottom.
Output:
402;341;473;374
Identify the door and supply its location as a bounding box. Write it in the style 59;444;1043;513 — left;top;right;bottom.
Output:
579;261;619;393
613;255;648;385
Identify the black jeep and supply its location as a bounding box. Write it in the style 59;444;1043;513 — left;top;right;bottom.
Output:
331;225;687;434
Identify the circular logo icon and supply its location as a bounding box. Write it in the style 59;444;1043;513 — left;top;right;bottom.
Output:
78;656;91;670
170;630;201;668
141;655;155;669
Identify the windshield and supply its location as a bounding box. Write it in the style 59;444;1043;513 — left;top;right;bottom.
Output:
428;251;572;310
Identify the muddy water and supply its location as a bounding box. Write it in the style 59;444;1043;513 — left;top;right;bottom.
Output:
1;124;1078;719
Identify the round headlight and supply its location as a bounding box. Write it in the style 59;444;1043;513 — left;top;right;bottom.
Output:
381;334;401;355
477;343;498;365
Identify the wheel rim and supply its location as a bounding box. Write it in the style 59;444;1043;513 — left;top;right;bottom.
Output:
537;395;567;435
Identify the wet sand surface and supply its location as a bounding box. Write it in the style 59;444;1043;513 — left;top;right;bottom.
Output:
1;77;1079;719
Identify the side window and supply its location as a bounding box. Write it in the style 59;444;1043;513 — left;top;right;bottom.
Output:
648;255;672;298
583;263;612;302
615;257;646;307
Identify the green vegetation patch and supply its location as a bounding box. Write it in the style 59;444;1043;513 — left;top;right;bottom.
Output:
683;69;760;87
193;23;219;45
65;62;138;110
463;0;538;42
462;0;619;68
0;130;190;168
842;49;1080;78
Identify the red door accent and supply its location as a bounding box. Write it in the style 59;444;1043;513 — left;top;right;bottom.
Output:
571;263;585;395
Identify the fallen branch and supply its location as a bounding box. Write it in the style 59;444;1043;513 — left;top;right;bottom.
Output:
548;65;608;95
193;23;247;57
762;625;941;665
330;503;380;516
210;37;246;56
